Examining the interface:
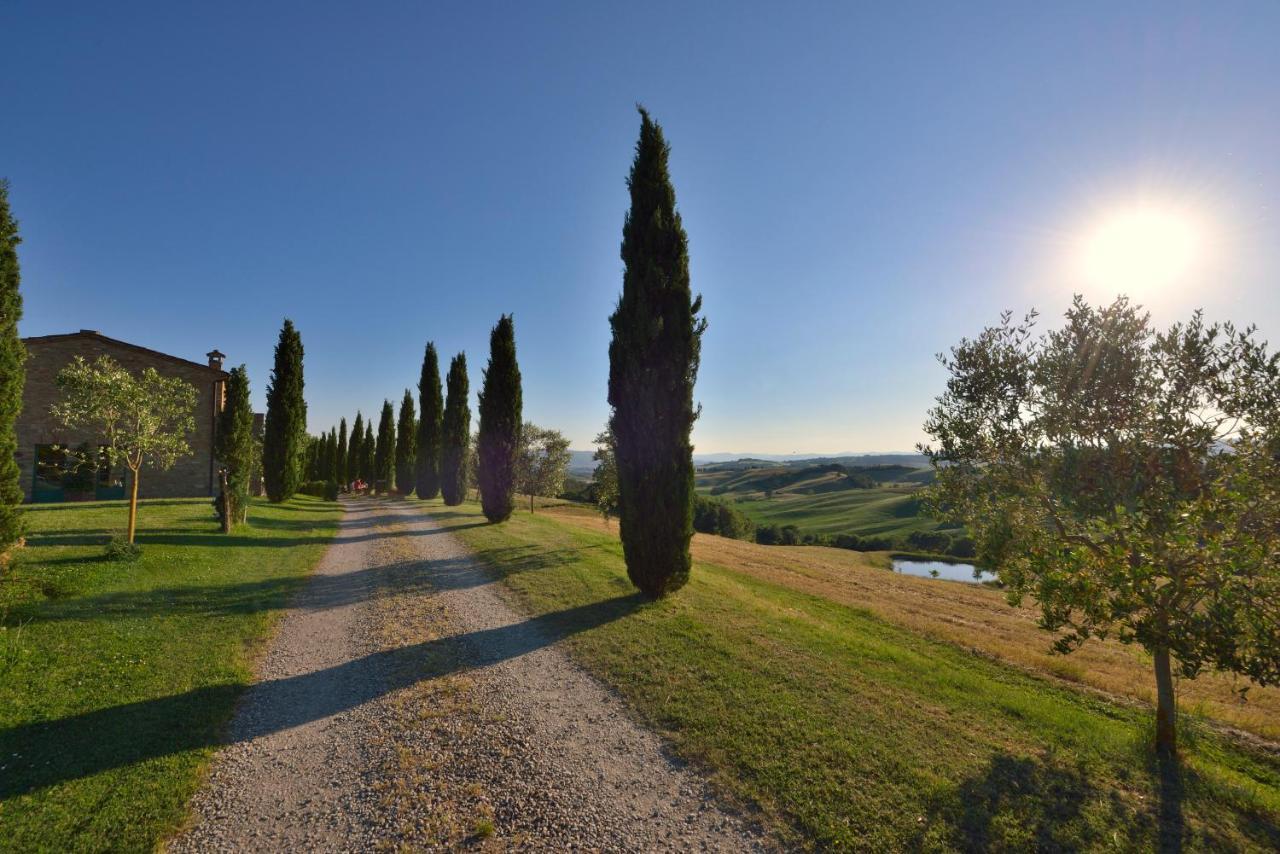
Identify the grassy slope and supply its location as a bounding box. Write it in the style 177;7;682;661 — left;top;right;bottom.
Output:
0;496;340;851
431;500;1280;851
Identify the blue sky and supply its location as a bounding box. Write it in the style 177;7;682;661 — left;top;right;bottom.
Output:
4;2;1278;452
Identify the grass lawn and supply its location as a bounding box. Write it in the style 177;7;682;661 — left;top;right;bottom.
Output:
0;496;340;852
426;500;1280;851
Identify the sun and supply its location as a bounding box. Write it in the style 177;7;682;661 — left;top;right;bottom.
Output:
1075;203;1209;301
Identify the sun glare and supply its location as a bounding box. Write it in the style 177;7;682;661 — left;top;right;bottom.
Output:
1076;203;1209;301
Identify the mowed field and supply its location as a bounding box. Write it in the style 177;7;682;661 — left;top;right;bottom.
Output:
0;497;341;851
695;461;947;541
731;487;937;539
436;500;1280;851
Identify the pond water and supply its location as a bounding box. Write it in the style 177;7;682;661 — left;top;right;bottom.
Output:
891;557;995;584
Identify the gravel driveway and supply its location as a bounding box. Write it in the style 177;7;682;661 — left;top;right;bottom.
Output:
169;497;766;851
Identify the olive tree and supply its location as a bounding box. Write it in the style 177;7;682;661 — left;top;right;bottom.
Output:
515;422;571;513
921;296;1280;754
53;355;197;543
591;427;619;524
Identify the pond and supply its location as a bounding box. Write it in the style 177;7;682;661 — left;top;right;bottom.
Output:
891;557;996;584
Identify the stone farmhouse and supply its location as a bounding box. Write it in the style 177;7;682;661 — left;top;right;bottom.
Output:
16;330;229;502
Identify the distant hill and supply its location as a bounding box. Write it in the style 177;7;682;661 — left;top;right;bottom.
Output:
699;461;933;497
570;451;932;481
567;450;597;477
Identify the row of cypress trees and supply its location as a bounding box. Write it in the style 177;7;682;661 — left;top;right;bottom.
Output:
316;314;523;521
264;108;701;598
1;108;701;600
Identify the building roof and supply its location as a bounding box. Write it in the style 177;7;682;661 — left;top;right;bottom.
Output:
22;330;229;378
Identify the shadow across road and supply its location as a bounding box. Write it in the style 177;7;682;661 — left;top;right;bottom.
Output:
0;592;645;799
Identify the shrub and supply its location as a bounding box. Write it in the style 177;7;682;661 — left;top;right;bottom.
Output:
755;524;782;545
907;530;953;554
323;480;339;501
104;535;141;562
297;480;329;498
692;495;755;541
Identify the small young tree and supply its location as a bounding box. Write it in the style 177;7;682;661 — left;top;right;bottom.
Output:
262;319;307;502
440;353;471;506
922;296;1280;754
347;412;364;484
360;422;375;486
215;365;255;526
396;389;416;495
477;314;523;522
53;356;197;543
374;399;396;493
415;342;443;499
515;422;571;513
0;181;26;560
608;108;706;597
336;417;348;487
591;427;619;524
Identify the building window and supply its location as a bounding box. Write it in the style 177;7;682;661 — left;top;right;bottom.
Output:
32;444;118;502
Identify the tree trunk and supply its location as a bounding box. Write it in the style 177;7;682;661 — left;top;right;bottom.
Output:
1154;646;1177;755
530;492;534;514
220;469;232;534
127;467;140;544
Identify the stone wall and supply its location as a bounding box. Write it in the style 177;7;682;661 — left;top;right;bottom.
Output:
16;332;226;501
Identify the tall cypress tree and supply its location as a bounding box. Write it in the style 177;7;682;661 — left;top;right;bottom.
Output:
336;417;348;486
361;422;376;485
262;319;307;503
396;389;416;495
348;412;364;485
477;314;522;522
608;108;705;597
374;399;396;492
215;365;255;525
440;353;471;506
415;342;443;499
326;427;339;483
0;182;26;556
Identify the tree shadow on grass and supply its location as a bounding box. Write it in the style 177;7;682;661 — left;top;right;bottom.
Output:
916;752;1139;852
0;592;647;799
918;749;1279;853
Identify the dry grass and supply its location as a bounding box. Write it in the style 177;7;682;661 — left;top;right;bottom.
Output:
549;504;1280;742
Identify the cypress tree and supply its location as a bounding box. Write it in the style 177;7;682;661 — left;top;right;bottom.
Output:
361;422;375;485
608;108;705;597
262;319;307;503
440;353;470;506
415;343;443;499
477;314;522;522
215;365;255;525
326;427;339;483
348;412;364;484
395;389;416;495
375;399;396;492
336;417;348;486
0;182;26;557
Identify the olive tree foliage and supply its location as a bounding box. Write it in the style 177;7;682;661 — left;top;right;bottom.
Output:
921;296;1280;754
52;356;198;543
591;427;619;524
515;422;571;513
